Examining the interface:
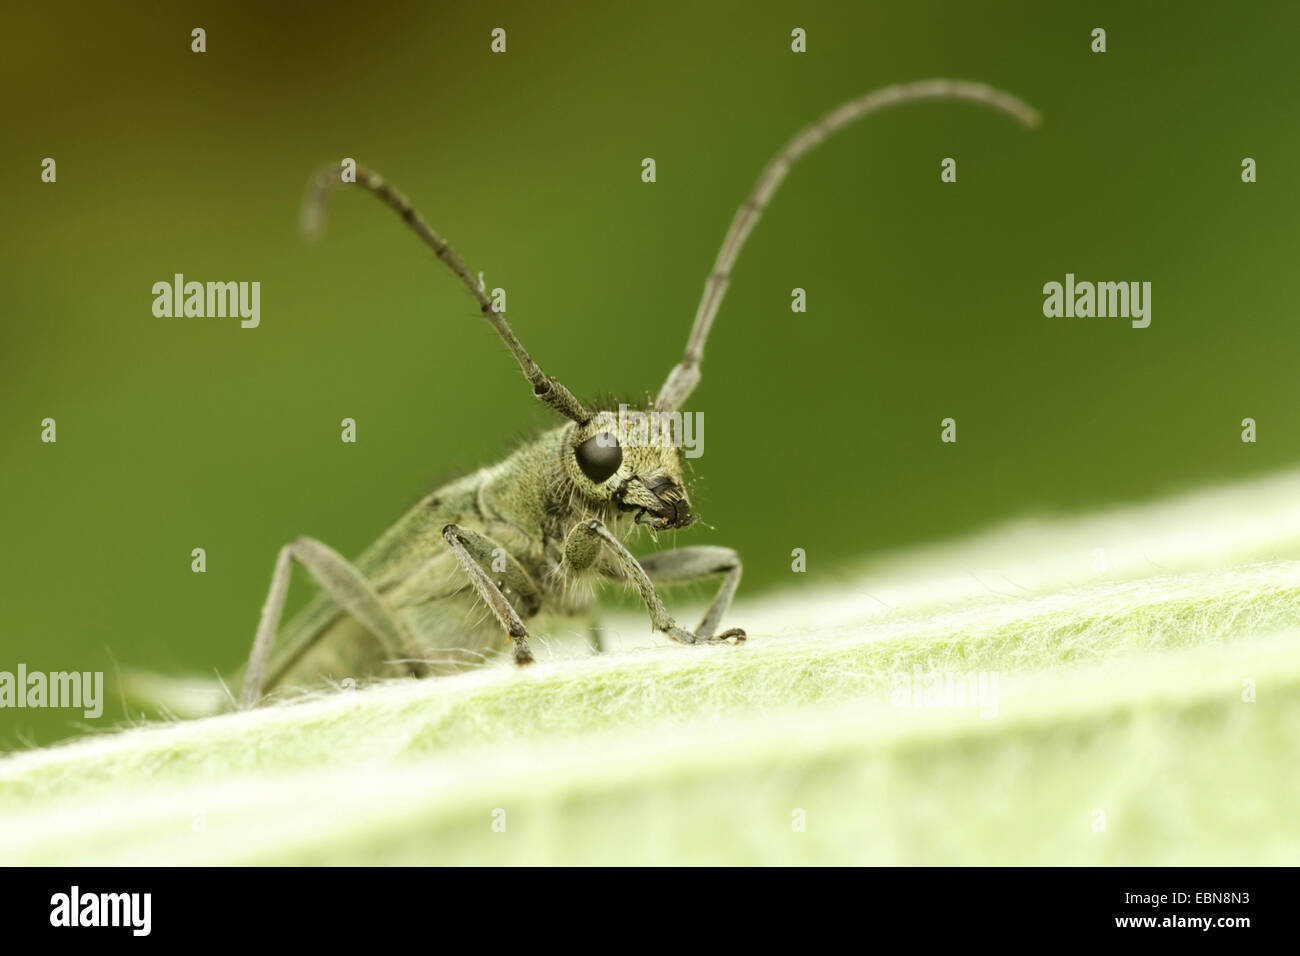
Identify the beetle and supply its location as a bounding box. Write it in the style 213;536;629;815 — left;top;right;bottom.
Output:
235;78;1039;709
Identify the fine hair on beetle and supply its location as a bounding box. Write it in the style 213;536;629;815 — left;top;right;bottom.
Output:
218;79;1040;710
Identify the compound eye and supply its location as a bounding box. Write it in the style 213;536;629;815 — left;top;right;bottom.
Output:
574;433;623;483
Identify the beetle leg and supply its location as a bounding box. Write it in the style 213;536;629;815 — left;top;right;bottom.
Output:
442;524;538;665
241;537;424;709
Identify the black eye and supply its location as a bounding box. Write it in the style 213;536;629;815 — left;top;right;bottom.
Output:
575;433;622;483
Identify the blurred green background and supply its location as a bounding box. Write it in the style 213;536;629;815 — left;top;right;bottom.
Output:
4;0;1299;747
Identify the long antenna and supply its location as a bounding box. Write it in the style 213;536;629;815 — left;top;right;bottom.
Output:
655;78;1041;412
304;164;592;424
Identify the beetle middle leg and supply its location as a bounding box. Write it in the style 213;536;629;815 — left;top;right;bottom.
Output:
241;537;426;710
442;524;542;665
566;520;746;646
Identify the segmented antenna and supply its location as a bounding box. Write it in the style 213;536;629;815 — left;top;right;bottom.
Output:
304;164;592;425
655;78;1041;412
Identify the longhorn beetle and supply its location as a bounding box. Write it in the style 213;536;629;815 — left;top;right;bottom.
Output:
237;79;1039;709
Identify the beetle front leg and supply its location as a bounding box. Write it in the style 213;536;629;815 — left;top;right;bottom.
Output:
565;520;746;646
637;545;743;642
442;524;538;666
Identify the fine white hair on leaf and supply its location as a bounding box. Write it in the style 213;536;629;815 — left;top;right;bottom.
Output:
9;467;1300;863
